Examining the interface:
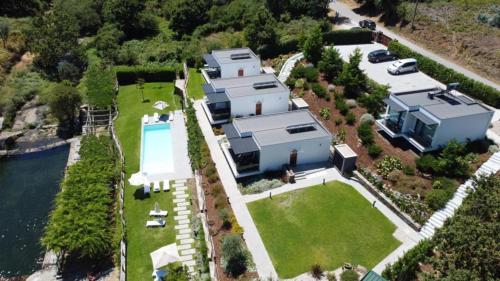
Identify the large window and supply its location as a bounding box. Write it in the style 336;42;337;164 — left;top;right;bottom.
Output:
386;106;406;133
412;119;437;147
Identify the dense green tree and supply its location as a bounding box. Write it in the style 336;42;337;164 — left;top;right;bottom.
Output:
244;5;277;55
339;48;366;98
54;0;103;35
85;63;116;108
48;82;82;134
0;0;50;17
168;0;211;34
102;0;158;39
302;25;323;66
318;47;343;82
221;234;250;277
358;82;389;116
57;61;81;84
28;5;82;78
95;23;124;63
0;21;10;48
266;0;329;19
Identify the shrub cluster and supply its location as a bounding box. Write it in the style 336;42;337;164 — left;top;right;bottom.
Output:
42;135;119;261
115;65;178;85
239;178;283;195
312;83;327;98
376;156;403;179
415;140;475;178
388;41;500;107
323;29;373;45
357;123;374;145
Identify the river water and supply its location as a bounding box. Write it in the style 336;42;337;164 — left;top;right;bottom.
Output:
0;145;69;278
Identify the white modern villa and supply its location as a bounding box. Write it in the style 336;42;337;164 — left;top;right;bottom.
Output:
377;87;494;152
201;73;290;124
221;110;333;177
202;48;261;81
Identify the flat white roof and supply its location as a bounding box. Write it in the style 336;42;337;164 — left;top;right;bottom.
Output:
292;98;309;108
334;144;357;158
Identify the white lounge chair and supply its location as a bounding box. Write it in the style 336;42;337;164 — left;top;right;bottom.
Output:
163;180;170;192
153;181;160;192
168;112;174;122
144;182;151;194
143;114;149;124
146;219;166;227
153;112;159;122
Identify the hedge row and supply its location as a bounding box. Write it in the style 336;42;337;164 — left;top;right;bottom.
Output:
114;65;179;85
388;41;500;107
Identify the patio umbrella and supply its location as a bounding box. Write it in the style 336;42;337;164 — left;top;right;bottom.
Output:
150;243;181;269
128;172;149;186
153;101;169;110
154;202;160;213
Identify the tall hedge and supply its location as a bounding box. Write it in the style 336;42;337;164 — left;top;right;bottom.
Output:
323;29;373;45
388;41;500;107
114;65;178;85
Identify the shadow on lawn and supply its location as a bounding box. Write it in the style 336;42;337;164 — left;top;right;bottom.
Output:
133;188;151;200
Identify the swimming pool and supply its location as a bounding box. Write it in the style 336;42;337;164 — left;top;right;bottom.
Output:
141;123;174;175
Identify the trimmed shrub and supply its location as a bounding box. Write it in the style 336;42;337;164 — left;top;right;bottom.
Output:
426;188;454;211
368;144;383;158
335;99;349;115
376;156;403;178
340;269;359;281
335;117;343;125
115;65;178;85
304;67;319;82
221;234;250;277
295;79;305;89
382;239;433;281
357;123;374;145
323;29;373;45
239;179;283;194
312;83;327;98
345;111;356;125
416;154;438;174
320;107;331;120
388;41;500;107
359;113;375;125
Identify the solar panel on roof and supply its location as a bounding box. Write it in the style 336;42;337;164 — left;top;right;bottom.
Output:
456;95;477;105
253;81;278;89
230;53;251;60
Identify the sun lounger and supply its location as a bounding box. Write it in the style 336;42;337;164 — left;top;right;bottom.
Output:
143;115;149;124
163;180;170;192
146;219;166;227
168;112;174;122
149;210;168;217
153;181;160;192
153;112;159;122
144;182;151;194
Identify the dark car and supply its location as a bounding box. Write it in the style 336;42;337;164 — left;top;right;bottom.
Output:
368;49;397;63
359;19;376;30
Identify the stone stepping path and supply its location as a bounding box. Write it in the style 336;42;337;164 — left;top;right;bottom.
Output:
171;179;197;274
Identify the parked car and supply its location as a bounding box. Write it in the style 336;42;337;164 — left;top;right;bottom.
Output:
359;19;376;30
368;49;397;63
387;59;418;75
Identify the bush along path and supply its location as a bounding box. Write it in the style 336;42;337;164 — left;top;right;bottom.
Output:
172;179;197;273
419;152;500;239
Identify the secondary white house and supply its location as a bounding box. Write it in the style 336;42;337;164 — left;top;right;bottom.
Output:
376;87;494;152
201;73;290;124
221;110;333;177
202;48;261;81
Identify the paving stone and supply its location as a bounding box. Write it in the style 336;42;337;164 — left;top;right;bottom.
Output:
173;191;186;195
173;198;186;203
175;194;188;199
178;228;191;235
180;238;194;244
176;233;191;240
174;215;188;221
182;260;196;267
177;202;190;207
173;183;186;187
175;179;187;184
179;255;192;261
177;210;191;215
178;219;190;225
177;244;192;250
175;186;187;191
175;224;189;230
181;248;196;256
174;206;187;212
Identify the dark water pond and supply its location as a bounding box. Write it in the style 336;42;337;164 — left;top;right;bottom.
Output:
0;145;69;278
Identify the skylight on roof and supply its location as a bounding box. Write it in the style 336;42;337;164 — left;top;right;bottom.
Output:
286;123;317;134
253;81;278;89
230;53;251;60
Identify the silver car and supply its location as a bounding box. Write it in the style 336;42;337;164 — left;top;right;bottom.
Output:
387;58;418;75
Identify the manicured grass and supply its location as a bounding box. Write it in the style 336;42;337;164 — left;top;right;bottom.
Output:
247;181;401;278
114;83;182;281
187;68;205;100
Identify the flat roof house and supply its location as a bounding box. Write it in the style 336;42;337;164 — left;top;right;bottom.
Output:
201;73;290;124
221;110;333;178
202;48;261;81
376;87;494;152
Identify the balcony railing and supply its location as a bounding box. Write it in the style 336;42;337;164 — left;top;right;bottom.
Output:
408;131;432;148
236;162;259;173
382;119;403;134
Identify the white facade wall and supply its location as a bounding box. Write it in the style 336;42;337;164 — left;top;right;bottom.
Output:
430;112;494;149
220;61;261;78
258;136;332;172
230;92;289;117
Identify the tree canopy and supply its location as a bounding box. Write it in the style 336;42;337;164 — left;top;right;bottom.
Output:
302;25;324;66
318;46;343;82
244;5;278;55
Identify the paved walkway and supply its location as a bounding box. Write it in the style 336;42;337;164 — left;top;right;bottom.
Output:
278;52;304;82
194;101;278;280
330;1;500;90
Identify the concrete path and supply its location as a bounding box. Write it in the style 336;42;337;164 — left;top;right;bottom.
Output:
330;1;500;91
278;53;304;82
194;101;278;280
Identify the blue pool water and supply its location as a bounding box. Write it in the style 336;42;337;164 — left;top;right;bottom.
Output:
141;123;174;175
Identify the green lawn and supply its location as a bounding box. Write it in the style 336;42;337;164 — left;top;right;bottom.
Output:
247;181;401;278
187;68;205;100
114;83;182;280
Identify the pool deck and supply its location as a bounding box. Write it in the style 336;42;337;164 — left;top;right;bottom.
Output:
143;110;192;182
